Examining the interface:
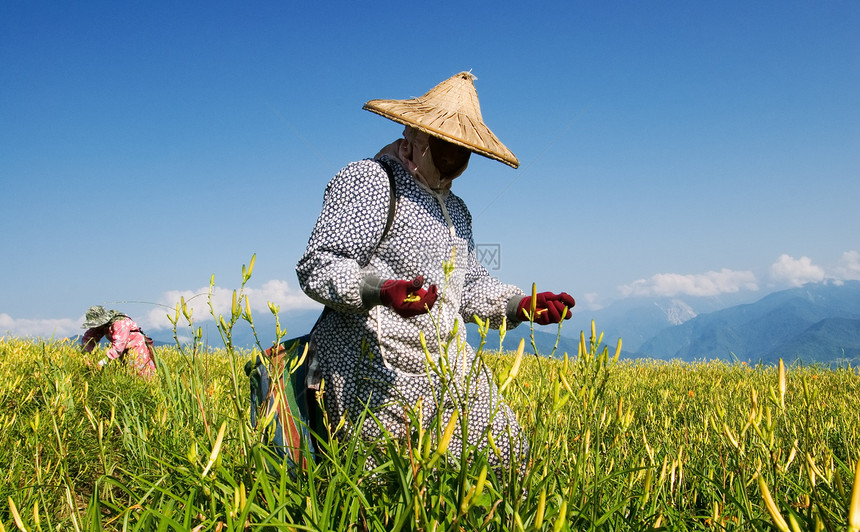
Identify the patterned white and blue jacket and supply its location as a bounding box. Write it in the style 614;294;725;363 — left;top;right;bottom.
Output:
296;154;527;467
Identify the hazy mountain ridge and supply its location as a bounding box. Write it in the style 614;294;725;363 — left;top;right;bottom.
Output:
634;281;860;364
149;310;323;351
147;281;860;366
464;324;582;358
154;311;582;358
565;291;759;352
766;317;860;364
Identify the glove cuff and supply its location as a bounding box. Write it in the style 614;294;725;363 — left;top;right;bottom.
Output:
506;296;526;323
360;275;386;308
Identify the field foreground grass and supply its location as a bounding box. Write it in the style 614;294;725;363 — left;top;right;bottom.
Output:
1;323;860;531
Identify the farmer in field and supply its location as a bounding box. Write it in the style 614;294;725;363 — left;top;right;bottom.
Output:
296;72;574;470
80;305;157;378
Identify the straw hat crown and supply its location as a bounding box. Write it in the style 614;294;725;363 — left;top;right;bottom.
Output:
363;72;519;168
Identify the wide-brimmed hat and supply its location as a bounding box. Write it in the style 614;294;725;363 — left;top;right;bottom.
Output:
363;72;519;169
81;305;124;329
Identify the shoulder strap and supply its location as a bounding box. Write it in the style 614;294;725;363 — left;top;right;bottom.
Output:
314;158;398;327
375;158;398;249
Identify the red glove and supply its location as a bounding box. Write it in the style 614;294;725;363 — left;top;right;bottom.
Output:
517;292;575;325
380;276;438;318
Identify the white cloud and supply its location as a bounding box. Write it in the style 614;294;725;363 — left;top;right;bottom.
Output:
768;254;825;286
144;278;321;330
834;250;860;281
0;313;80;338
0;278;317;339
618;268;759;298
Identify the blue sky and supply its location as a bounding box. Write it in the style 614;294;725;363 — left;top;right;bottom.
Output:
2;1;858;340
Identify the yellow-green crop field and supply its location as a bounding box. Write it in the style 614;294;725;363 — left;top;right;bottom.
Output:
1;323;859;531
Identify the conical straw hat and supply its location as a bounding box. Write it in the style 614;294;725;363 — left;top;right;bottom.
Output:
363;72;519;168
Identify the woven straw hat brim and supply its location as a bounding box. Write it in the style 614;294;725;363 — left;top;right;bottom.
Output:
363;72;519;169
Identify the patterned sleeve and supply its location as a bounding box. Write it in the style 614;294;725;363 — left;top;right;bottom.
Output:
81;328;103;352
296;160;391;313
105;318;133;361
456;199;525;329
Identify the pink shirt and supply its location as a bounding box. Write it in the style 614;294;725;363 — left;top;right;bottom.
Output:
82;317;156;378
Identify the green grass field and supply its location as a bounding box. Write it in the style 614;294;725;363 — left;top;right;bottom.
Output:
2;260;859;531
2;316;859;531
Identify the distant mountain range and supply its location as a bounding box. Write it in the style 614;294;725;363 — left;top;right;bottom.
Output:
464;323;582;359
633;281;860;364
151;281;860;366
562;280;860;365
565;290;762;352
149;309;324;352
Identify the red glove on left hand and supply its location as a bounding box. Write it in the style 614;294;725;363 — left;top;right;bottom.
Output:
380;276;438;318
517;292;575;325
